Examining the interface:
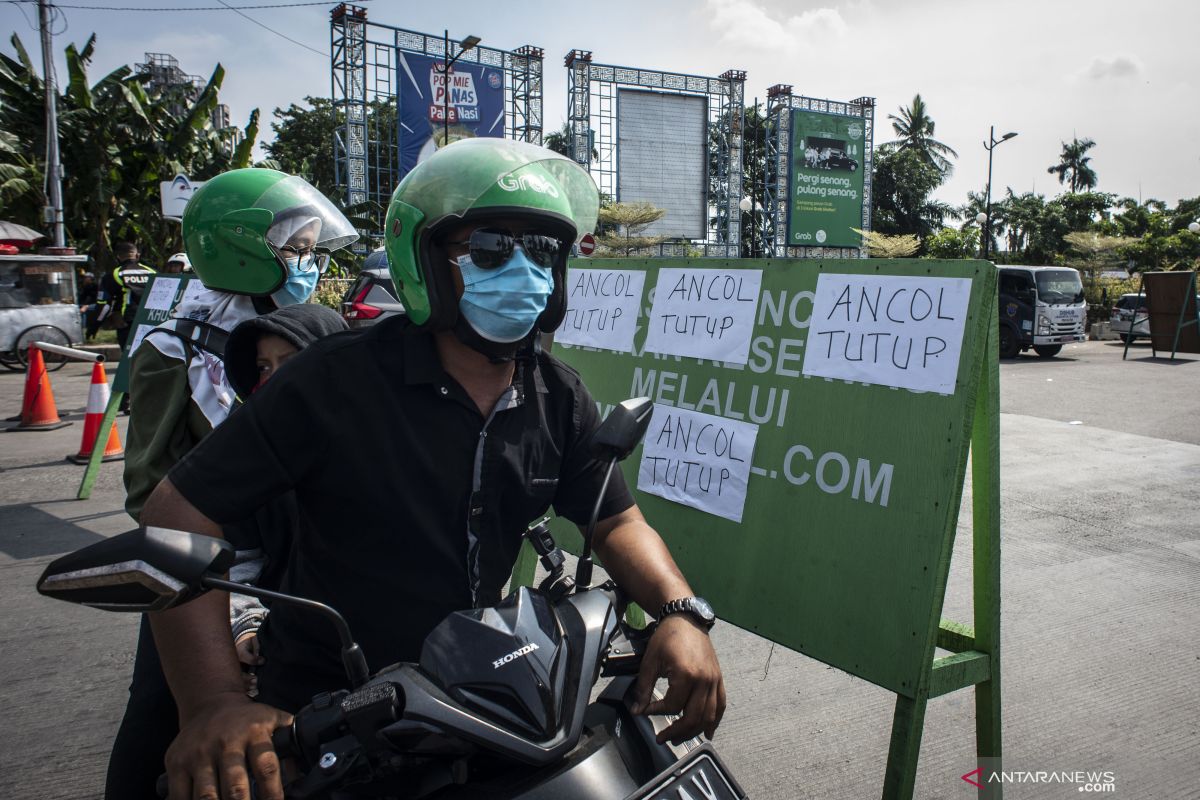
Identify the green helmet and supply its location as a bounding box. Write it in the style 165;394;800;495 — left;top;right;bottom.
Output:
384;138;599;330
182;168;358;296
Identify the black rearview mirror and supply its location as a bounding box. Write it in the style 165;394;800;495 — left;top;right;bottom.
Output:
37;527;234;612
589;397;653;462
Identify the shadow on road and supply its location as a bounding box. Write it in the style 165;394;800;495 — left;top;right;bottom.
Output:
0;502;109;559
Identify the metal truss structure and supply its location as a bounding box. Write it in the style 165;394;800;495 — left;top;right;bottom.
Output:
566;51;745;254
330;4;544;241
763;85;875;259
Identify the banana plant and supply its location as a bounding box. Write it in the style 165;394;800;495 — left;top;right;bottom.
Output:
0;32;257;271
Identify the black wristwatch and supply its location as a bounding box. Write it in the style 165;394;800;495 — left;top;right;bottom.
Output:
659;597;716;630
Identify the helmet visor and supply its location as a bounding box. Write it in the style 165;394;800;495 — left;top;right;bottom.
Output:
255;175;359;253
397;138;599;239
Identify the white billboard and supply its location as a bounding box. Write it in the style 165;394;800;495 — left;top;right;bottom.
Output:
617;90;707;239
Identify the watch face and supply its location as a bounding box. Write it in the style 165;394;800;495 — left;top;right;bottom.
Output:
691;597;715;621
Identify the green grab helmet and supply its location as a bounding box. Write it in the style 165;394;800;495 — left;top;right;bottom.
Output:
384;137;599;331
182;168;358;296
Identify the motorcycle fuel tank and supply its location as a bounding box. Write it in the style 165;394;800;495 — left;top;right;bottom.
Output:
420;587;568;740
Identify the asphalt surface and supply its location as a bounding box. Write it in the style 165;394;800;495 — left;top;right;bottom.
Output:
1;338;1197;799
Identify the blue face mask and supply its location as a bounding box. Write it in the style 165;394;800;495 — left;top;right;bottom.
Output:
271;255;319;307
455;246;553;343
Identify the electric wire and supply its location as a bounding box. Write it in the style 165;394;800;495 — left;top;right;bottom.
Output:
213;0;326;55
6;1;352;9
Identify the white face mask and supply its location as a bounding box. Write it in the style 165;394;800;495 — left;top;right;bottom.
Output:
454;247;553;343
270;255;319;306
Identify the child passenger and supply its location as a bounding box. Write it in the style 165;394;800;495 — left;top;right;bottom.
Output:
220;303;349;677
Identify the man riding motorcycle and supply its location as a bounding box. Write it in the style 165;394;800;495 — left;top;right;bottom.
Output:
138;139;726;800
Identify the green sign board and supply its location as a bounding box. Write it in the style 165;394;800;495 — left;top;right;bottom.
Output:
786;109;867;249
538;257;1003;798
78;274;199;501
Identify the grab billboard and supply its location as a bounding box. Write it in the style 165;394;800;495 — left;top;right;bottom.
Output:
397;51;505;178
786;109;867;249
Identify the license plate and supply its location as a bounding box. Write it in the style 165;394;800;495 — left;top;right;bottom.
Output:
625;744;746;800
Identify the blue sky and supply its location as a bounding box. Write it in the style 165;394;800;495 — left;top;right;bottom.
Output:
4;0;1199;213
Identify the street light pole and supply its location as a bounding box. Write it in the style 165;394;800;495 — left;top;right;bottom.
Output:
980;126;1018;261
38;0;65;248
442;30;480;148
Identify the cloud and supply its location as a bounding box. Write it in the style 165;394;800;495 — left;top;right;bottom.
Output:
1082;54;1144;81
705;0;848;52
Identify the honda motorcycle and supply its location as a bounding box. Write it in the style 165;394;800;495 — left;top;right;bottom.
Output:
38;398;745;799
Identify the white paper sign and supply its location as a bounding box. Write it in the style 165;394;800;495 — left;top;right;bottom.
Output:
142;277;180;312
128;323;156;356
802;273;972;395
555;268;645;353
637;404;759;523
180;278;206;306
643;268;762;364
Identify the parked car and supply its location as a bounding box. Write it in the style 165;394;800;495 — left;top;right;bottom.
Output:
341;249;405;329
1109;293;1148;342
826;150;859;172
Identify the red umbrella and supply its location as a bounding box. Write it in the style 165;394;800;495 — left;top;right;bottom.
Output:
0;220;46;248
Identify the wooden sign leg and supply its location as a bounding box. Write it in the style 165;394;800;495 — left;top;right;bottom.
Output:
971;311;1003;798
882;692;928;800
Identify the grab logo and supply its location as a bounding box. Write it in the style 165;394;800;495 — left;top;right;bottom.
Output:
497;174;560;198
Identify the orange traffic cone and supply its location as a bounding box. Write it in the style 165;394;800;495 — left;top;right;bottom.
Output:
10;345;71;431
68;360;124;463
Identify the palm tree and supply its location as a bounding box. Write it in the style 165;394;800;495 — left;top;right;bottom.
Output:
883;94;958;177
1047;137;1098;193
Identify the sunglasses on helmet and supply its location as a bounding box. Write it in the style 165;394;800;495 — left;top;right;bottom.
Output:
447;228;564;270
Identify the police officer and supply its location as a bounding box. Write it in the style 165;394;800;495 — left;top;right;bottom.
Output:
97;241;157;352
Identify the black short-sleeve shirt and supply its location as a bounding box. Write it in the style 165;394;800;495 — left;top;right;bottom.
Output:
168;317;633;711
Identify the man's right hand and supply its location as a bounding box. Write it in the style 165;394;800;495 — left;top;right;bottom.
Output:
164;691;293;800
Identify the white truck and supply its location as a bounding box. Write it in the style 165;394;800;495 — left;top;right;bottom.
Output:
996;265;1086;358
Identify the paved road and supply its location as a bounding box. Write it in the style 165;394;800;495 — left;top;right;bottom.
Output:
1;340;1197;799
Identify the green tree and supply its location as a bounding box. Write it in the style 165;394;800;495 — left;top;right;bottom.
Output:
263;96;342;196
881;94;958;176
0;33;256;271
544;121;570;157
870;147;951;241
1047;137;1098;193
738;103;770;257
924;226;979;259
852;228;920;258
594;201;667;257
994;190;1069;263
1052;191;1115;231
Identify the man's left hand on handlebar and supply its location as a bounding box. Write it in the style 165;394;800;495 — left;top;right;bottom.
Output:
630;614;726;745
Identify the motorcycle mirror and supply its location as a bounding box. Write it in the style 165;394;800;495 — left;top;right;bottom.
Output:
37;527;234;612
576;397;654;588
588;397;653;462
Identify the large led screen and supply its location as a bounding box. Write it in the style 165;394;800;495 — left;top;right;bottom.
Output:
617;90;707;239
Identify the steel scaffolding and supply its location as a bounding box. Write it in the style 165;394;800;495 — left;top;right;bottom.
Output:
764;86;875;259
330;4;544;242
565;52;745;254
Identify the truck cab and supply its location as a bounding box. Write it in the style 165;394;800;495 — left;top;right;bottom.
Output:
997;265;1086;358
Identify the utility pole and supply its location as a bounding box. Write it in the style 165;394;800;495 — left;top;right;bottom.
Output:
38;0;66;248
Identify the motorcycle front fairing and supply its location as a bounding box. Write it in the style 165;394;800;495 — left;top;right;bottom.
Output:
376;586;621;765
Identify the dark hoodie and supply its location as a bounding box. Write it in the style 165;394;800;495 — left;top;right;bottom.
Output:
224;303;348;399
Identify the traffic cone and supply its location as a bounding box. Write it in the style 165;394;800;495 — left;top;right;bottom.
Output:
9;345;71;432
68;360;124;463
